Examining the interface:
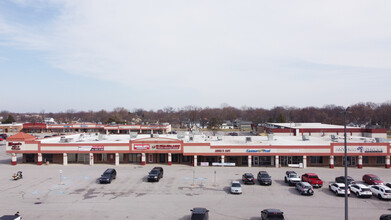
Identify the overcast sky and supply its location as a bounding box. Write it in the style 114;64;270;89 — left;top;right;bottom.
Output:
1;0;390;113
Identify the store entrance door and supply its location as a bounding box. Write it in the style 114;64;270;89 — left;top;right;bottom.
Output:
343;156;357;166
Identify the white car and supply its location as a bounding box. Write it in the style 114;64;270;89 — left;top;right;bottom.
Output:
230;181;242;194
370;185;391;200
349;184;372;198
329;183;350;196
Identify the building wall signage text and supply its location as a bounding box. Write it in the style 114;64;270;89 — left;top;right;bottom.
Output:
9;142;22;150
133;144;181;150
246;149;271;153
334;146;386;154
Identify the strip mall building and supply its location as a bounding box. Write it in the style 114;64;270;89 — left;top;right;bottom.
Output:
5;123;391;169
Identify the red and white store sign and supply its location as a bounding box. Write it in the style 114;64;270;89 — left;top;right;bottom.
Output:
133;144;181;150
134;144;150;150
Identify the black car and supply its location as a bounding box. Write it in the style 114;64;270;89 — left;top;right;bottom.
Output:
335;176;355;185
261;209;285;220
385;183;391;188
0;133;7;139
380;214;391;220
99;168;117;184
257;171;272;185
242;173;255;184
148;167;164;182
190;207;209;220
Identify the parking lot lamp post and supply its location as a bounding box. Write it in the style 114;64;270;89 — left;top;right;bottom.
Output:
344;106;350;220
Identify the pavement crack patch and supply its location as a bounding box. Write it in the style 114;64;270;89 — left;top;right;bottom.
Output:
83;188;98;200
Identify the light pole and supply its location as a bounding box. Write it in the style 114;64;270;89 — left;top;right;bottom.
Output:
344;106;350;220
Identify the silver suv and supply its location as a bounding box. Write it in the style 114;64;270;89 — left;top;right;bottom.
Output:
296;182;314;195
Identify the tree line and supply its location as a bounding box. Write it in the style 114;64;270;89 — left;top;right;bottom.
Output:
1;101;391;129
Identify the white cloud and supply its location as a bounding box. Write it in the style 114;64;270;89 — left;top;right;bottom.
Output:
1;0;391;109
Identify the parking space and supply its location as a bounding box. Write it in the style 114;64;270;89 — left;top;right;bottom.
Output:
0;145;390;219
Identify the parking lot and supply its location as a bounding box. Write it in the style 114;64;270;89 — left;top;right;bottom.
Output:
0;145;390;219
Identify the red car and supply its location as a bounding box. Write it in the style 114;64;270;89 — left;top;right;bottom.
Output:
301;173;323;188
362;174;384;185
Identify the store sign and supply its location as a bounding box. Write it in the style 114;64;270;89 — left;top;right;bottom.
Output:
9;142;22;150
152;144;180;150
133;144;181;150
215;149;231;153
246;149;271;153
91;146;104;151
134;144;150;150
334;146;386;153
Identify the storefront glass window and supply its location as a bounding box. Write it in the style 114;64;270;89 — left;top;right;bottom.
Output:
363;156;369;164
310;156;323;164
376;156;385;164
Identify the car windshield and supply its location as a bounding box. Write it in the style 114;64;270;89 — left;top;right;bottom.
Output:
340;186;348;189
232;183;241;187
372;177;380;180
362;188;370;191
304;186;312;189
385;190;391;193
191;213;206;220
289;174;298;178
150;170;159;174
245;174;253;178
261;174;270;178
309;175;318;179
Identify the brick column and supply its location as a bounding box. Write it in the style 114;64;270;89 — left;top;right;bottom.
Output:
63;153;68;166
275;155;279;168
89;153;94;166
115;153;119;166
248;156;252;167
193;155;197;167
358;155;363;169
329;155;334;168
37;153;43;165
11;153;17;166
386;155;390;169
303;155;307;168
168;153;172;165
141;153;146;165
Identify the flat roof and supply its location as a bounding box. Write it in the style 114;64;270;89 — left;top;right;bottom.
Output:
39;133;381;146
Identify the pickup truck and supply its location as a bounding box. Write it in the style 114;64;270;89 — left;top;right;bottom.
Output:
301;173;323;188
284;171;301;186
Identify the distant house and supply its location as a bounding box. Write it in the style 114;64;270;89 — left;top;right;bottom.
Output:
221;121;234;129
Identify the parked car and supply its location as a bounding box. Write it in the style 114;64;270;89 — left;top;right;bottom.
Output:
257;171;272;185
0;133;7;139
363;174;384;185
370;185;391;200
301;173;323;188
284;171;301;186
99;168;117;184
335;176;355;185
261;209;285;220
296;182;314;195
230;181;242;194
349;184;373;198
380;214;391;220
0;137;3;141
242;173;255;184
147;167;164;182
329;183;350;196
190;207;209;220
228;132;238;136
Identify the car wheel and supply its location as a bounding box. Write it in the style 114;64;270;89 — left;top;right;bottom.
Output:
356;192;359;197
378;194;382;200
329;186;331;190
284;178;287;183
308;189;313;194
335;191;339;196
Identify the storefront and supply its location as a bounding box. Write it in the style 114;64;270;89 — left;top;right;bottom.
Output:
6;132;391;169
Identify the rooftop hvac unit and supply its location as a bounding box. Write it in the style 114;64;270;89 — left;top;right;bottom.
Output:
177;134;185;139
60;137;74;143
217;136;223;141
302;135;309;141
130;132;138;139
151;134;159;138
246;137;252;143
189;136;194;141
267;134;274;141
330;135;338;142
